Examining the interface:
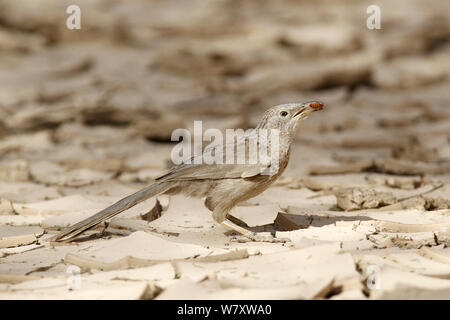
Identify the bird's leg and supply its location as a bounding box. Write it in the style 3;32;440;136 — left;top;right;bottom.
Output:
221;219;288;243
226;214;249;227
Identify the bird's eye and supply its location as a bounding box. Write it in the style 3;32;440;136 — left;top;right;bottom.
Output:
280;111;288;117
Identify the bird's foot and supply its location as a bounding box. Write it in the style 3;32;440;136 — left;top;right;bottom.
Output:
231;232;289;243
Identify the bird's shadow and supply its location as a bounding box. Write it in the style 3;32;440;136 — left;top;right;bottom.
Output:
279;212;373;229
227;212;372;234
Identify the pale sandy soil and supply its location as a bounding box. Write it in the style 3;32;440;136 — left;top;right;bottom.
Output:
0;0;450;299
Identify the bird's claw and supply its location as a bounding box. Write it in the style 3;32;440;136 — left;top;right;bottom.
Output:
231;232;290;243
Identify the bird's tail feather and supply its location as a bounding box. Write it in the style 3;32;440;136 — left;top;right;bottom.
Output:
50;181;173;242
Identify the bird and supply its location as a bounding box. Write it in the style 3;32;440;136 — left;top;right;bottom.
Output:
51;101;324;243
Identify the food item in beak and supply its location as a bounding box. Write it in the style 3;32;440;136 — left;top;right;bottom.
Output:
309;102;324;110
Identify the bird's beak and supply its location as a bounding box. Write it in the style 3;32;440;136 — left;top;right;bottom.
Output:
293;101;324;119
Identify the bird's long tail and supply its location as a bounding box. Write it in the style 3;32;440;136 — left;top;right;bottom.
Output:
50;181;173;242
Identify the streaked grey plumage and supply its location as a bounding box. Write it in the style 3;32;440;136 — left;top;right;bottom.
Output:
52;101;323;242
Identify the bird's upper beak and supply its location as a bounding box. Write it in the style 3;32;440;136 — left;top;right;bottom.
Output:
293;101;324;119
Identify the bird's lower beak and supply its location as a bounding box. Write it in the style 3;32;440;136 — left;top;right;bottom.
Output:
294;101;324;119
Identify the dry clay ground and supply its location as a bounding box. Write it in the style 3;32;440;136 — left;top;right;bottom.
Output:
1;0;450;299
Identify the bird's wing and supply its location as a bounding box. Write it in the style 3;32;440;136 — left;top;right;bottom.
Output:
156;133;272;181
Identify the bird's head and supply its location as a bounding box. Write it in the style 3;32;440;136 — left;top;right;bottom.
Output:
258;101;324;135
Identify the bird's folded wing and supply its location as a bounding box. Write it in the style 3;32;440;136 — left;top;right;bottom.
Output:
157;135;272;181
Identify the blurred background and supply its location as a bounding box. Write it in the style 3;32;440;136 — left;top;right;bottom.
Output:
0;0;449;189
